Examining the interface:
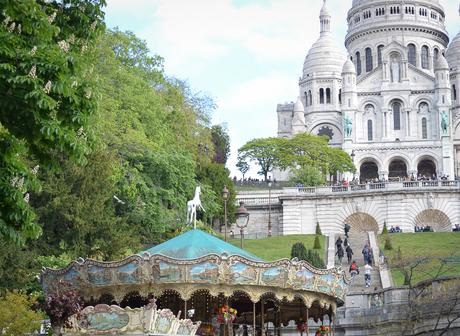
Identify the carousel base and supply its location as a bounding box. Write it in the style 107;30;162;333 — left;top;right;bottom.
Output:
63;303;200;336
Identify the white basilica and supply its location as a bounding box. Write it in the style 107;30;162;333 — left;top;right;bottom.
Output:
277;0;460;182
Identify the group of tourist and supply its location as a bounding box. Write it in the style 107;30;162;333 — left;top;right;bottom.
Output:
335;236;354;265
388;226;403;233
414;225;433;232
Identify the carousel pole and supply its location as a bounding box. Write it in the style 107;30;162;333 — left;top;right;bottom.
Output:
306;308;309;336
261;300;264;336
253;302;256;336
184;300;187;319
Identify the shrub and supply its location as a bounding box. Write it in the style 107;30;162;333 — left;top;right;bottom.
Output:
0;291;43;336
315;222;322;235
382;222;388;234
384;235;393;250
307;250;326;269
291;242;308;260
313;235;322;249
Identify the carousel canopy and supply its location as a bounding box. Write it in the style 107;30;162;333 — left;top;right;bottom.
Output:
142;229;263;262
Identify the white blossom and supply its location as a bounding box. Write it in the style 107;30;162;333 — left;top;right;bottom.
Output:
77;127;84;137
43;81;52;94
10;176;18;187
28;65;37;79
84;89;92;99
17;23;21;34
67;34;75;44
30;46;37;56
48;12;56;23
8;22;15;33
71;80;78;88
32;165;40;175
58;40;70;53
2;15;11;27
17;177;24;189
90;20;97;31
23;193;30;203
81;44;88;53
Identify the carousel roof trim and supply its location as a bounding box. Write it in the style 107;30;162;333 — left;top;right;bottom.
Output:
141;229;264;262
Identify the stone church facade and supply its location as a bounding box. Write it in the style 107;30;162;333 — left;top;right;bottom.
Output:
276;0;460;182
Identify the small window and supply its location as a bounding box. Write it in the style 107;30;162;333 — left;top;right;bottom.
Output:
393;102;401;130
365;48;373;72
377;45;384;65
367;120;373;141
356;51;362;75
453;85;457;101
308;90;313;106
422;118;427;139
338;89;342;105
320;88;324;104
421;46;429;69
326;88;331;104
433;48;439;69
408;44;416;66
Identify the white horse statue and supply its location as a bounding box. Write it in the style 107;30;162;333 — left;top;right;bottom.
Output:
187;186;205;228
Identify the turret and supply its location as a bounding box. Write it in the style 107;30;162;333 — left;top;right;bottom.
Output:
434;54;451;107
341;57;358;143
292;97;306;135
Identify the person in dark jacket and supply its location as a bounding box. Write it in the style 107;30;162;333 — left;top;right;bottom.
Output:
335;236;343;249
336;245;344;263
346;245;353;264
344;237;349;248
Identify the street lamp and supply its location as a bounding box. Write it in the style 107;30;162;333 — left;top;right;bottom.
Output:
350;150;355;162
222;185;229;242
268;181;272;237
235;202;250;248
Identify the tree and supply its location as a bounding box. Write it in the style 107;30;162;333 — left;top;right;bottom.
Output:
0;291;43;336
384;235;393;251
291;166;325;187
0;0;106;244
291;242;308;260
238;137;280;181
211;124;230;164
315;222;322;235
313;235;322;250
236;159;250;180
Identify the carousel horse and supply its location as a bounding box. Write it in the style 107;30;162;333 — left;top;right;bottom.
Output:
187;186;205;227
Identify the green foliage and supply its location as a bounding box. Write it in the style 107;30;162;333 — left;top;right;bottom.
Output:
0;0;105;244
238;137;280;181
306;250;326;268
291;166;325;186
236;159;250;179
315;222;322;235
313;235;322;249
384;235;393;250
0;291;43;336
382;222;388;234
291;242;308;260
238;133;355;181
211;125;230;164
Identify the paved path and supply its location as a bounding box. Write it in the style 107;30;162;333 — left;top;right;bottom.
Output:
334;231;382;293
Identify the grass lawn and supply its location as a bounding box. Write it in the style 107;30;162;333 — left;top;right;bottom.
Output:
229;234;325;261
378;232;460;286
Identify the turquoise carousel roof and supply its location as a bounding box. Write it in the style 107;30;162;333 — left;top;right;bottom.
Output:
142;229;264;262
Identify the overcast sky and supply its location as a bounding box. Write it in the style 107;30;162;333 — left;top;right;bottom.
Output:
104;0;460;178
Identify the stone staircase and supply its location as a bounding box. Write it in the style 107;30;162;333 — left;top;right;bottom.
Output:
334;231;383;293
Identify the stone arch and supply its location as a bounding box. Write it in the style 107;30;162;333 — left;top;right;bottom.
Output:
414;209;452;232
359;160;379;182
344;212;379;233
415;154;438;178
413;97;433;112
309;122;342;144
384;153;411;174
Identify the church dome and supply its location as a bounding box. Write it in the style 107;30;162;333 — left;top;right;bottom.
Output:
435;54;449;71
351;0;440;7
446;31;460;69
342;57;356;74
303;36;346;77
302;0;346;78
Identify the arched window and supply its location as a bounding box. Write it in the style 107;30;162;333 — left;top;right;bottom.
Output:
308;90;312;105
367;120;373;141
421;45;429;69
319;88;324;104
433;48;439;69
422;118;427;139
338;89;342;105
393;102;401;130
408;44;416;66
453;85;457;101
326;88;331;104
356;51;362;75
377;45;384;65
365;47;373;72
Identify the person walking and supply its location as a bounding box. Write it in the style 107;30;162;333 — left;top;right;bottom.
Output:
343;237;349;248
336;245;344;264
364;263;373;288
335;236;343;250
346;245;353;264
344;223;351;238
349;260;359;278
362;244;370;264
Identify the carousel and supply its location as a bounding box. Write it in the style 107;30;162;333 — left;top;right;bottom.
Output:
40;190;349;336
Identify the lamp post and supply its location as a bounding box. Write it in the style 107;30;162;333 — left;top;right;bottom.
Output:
222;185;229;242
235;202;250;248
268;181;272;237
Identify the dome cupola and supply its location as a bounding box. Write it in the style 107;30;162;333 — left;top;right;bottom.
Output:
446;6;460;69
342;57;356;74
